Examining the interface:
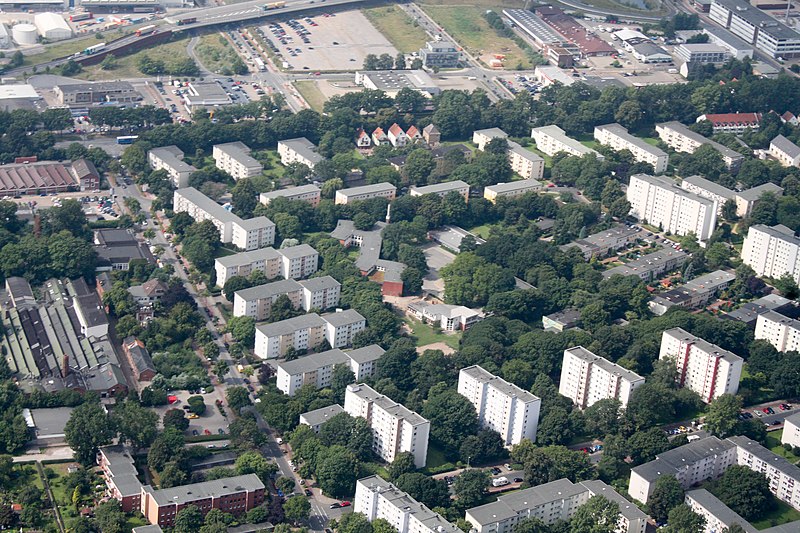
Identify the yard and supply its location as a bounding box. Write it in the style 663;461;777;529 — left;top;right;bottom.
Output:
77;36;191;81
467;223;498;240
751;499;800;529
364;6;429;53
420;6;532;69
294;81;328;113
403;316;462;350
766;430;800;464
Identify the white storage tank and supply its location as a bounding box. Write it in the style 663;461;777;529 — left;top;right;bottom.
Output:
12;24;38;46
34;13;72;42
0;23;10;49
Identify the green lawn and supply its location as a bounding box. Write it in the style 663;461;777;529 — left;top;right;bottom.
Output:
766;431;800;463
404;317;462;350
364;6;429;53
20;30;126;70
194;32;243;75
294;81;327;112
467;223;497;240
77;35;191;81
751;499;800;529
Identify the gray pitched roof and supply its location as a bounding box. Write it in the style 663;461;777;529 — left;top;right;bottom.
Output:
322;309;365;327
300;404;344;427
144;474;264;506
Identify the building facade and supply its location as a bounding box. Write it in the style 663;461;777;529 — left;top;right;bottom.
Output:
559;346;645;409
594;124;669;174
277;137;324;169
531;125;604;159
709;0;800;58
345;384;430;467
741;224;800;284
213;142;263;180
484;180;543;203
409;180;470;200
659;328;744;402
419;40;461;68
770;135;800;168
656;121;744;171
507;142;545;181
782;413;800;449
458;365;541;446
627;173;718;242
277;345;384;396
148;146;196;188
335;183;397;205
232;275;339;320
755;310;800;353
259;184;321;207
254;310;366;359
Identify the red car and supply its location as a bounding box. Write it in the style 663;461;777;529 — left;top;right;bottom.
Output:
340;501;351;507
763;408;771;414
204;429;211;435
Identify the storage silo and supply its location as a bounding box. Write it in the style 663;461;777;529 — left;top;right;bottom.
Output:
12;24;38;46
34;13;72;42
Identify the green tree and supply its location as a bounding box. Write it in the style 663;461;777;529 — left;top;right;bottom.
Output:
227;386;253;413
160;460;189;487
227;316;256;347
394;473;450;508
284;495;311;523
710;465;774;521
388;451;417;480
232;178;258;218
113;401;159;451
704;394;742;438
522;446;594;486
663;504;705;533
163;408;190;431
453;469;489;509
316;445;359;498
64;402;116;465
174;505;205;533
569;495;619;533
647;475;684;523
422;387;479;456
235;451;279;482
404;149;436;185
93;500;126;533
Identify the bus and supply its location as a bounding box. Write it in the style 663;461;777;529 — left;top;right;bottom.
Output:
116;136;139;145
176;17;196;25
263;1;285;10
70;12;92;22
136;24;156;36
84;43;106;55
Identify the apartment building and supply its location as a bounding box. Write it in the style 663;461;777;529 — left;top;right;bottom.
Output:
735;182;784;218
755;310;800;352
457;365;541;446
472;128;508;151
560;224;641;260
233;279;304;321
277;137;324;169
709;0;800;58
729;435;800;511
97;445;143;513
484;180;543;203
742;224;800;284
355;476;461;533
674;43;731;64
685;489;758;533
680;175;734;215
214;244;319;287
254;310;366;359
148;146;196;188
507;141;545;181
299;404;345;433
334;182;397;205
140;475;265;528
770;135;800;168
466;478;647;533
559;346;645;409
277;345;385;396
696;112;762;134
409;180;470;201
659;328;744;402
594;124;669;174
531;125;604;159
213;142;263;180
782;412;800;449
173;188;275;251
602;248;688;280
259;184;321;207
628;436;736;503
299;276;341;312
345;383;430;467
627;173;718;242
656;121;744;171
648;269;736;316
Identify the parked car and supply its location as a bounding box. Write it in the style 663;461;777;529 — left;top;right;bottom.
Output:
305;489;312;496
330;503;341;509
340;501;351;507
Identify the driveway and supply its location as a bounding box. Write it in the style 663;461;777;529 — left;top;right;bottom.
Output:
422;243;456;296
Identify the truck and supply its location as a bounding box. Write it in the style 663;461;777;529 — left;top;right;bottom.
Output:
263;1;286;9
136;24;156;36
84;43;106;55
176;17;196;25
254;57;266;71
492;477;509;487
70;12;92;22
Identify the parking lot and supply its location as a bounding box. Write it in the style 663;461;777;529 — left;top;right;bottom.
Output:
151;389;230;437
260;10;397;71
421;243;456;297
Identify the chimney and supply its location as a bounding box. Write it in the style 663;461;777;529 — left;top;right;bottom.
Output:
62;353;70;377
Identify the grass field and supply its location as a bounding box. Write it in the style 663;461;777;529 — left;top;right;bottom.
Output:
194;33;242;75
294;81;327;112
467;223;497;239
364;6;429;53
751;499;800;529
404;317;462;350
77;36;190;81
766;430;800;463
21;30;126;70
420;6;531;69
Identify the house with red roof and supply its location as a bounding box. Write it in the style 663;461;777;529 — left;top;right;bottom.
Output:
781;111;798;126
356;128;372;148
406;125;422;143
696;112;761;134
387;123;408;147
371;127;388;146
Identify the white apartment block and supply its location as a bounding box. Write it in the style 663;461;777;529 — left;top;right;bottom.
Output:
279;243;319;279
232;275;340;321
213;142;263;180
277;137;324;169
277;345;384;396
628;436;736;504
507;141;545;181
656;121;744;170
355;476;461;533
685;489;758;533
770;135;800;168
559;346;645;409
457;365;541;446
334;183;397;205
345;384;430;468
173;187;275;251
472;128;508;151
709;0;800;59
755;310;800;353
409;180;470;201
659;328;743;403
680;175;734;216
466;479;647;533
214;244;319;287
674;43;731;64
484;180;543;203
594;124;669;174
531;125;604;159
148;146;196;188
259;184;321;207
729;435;800;511
782;412;800;449
627;173;718;243
254;310;366;359
742;224;800;284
